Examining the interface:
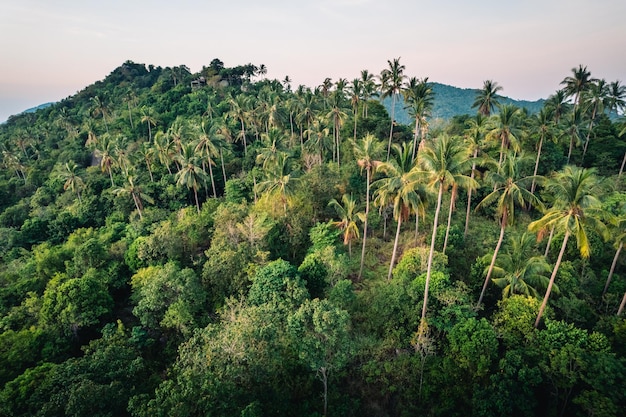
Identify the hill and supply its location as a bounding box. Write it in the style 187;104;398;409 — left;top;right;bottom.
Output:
383;82;545;124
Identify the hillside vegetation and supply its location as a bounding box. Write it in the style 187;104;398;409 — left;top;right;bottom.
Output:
1;58;626;417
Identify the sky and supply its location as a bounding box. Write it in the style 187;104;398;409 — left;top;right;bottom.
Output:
1;0;625;123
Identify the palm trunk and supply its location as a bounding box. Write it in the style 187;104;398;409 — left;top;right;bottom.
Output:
544;225;555;257
320;366;328;417
412;117;420;161
618;292;626;316
388;215;403;281
415;212;420;246
619;151;626;177
464;151;478;237
422;182;444;324
359;169;371;280
582;106;597;160
567;135;574;165
240;119;247;155
146;160;154;182
603;242;622;297
193;187;200;213
535;230;570;328
442;186;457;254
208;159;217;198
387;93;396;161
530;134;544;196
132;193;143;219
477;220;506;309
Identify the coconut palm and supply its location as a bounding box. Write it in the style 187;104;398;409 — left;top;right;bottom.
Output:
562;107;584;164
255;153;298;214
352;134;385;279
489;232;551;298
545;89;571;124
472;80;502;117
404;77;434;159
114;174;153;219
374;144;426;281
136;142;156;182
360;69;378;118
487;104;523;172
348;78;362;140
607;80;626;118
581;79;609;160
381;57;406;160
602;212;626;298
175;143;207;213
463;113;490;236
256;127;288;170
59;161;85;203
529;166;610;327
475;151;543;309
529;107;558;196
194;121;221;198
325;95;348;166
227;93;251;155
90;95;110;133
561;64;596;111
418;134;476;324
140;106;157;142
94;133;116;186
328;194;364;257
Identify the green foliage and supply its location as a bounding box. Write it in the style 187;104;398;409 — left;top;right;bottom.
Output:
248;259;308;307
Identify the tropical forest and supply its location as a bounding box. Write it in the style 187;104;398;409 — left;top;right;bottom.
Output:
1;58;626;417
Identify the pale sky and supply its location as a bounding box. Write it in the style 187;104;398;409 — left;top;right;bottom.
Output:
1;0;625;122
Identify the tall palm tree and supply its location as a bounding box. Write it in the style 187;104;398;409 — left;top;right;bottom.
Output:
90;95;110;133
328;194;364;257
489;232;551;299
94;133;116;186
175;143;207;213
418;134;476;324
348;78;362;140
153;131;175;175
374;144;425;281
256;127;288;170
581;79;609;159
602;212;626;298
194;121;221;198
325;94;348;166
475;151;543;309
404;77;434;159
472;80;502;117
562;107;584;164
352;134;385;279
140;106;157;142
60;161;85;203
360;69;378;118
530;107;557;196
545;89;571;124
561;64;596;111
528;166;610;327
487;104;522;172
463;113;489;236
607;80;626;118
114;175;154;219
227;93;251;155
381;57;406;160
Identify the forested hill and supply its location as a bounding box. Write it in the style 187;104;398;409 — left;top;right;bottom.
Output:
385;82;545;124
1;59;626;417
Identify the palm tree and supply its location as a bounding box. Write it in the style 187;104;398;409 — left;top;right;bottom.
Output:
114;175;154;219
352;134;385;279
328;194;364;257
489;232;551;298
94;134;116;186
381;57;406;160
561;64;596;111
530;107;557;196
90;95;110;133
617;122;626;177
404;77;434;160
140;106;157;142
562;107;584;164
360;69;378;118
487;104;522;172
619;292;626;316
607;80;626;118
418;134;476;324
136;142;156;182
60;161;85;203
472;80;502;117
602;212;626;298
325;95;348;166
475;151;543;309
227;94;250;155
153;131;175;175
348;78;362;140
194;121;221;198
175;143;207;213
374;144;425;281
256;127;288;170
528;166;610;327
545;89;571;124
581;79;609;160
255;153;298;214
463;113;489;236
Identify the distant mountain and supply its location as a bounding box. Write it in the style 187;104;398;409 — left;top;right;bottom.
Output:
22;102;55;114
383;82;545;124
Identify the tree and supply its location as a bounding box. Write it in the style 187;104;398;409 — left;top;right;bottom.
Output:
93;133;117;186
58;161;85;203
352;134;385;279
581;78;609;160
90;95;109;133
374;143;425;281
255;153;297;214
418;134;475;324
227;93;251;155
463;113;489;236
175;143;207;212
562;107;584;164
602;212;626;298
328;194;364;258
472;80;502;116
487;104;522;172
561;64;596;111
113;174;154;219
529;166;609;327
530;107;557;196
140;106;157;142
403;77;434;159
288;298;353;417
475;151;543;308
606;80;626;118
381;57;406;160
194;121;221;198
